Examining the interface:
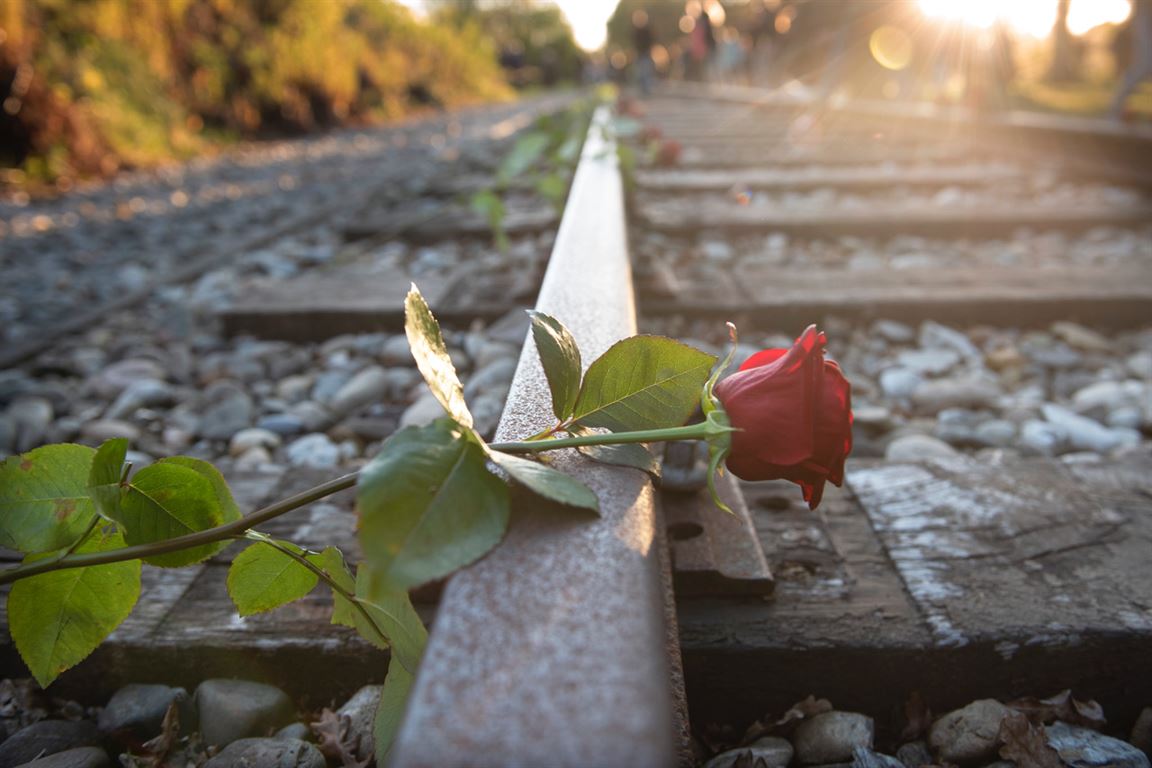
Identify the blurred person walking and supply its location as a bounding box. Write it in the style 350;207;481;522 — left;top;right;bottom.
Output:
632;9;656;97
1109;0;1152;120
687;2;716;82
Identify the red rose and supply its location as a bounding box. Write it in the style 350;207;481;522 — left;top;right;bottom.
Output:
713;325;852;509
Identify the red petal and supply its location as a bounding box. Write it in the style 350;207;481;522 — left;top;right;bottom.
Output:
738;348;787;371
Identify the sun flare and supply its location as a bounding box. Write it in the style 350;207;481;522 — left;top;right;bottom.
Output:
918;0;1131;38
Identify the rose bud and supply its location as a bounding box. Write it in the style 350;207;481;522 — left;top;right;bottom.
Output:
713;325;852;509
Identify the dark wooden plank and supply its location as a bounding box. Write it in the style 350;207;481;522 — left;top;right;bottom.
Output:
635;163;1023;192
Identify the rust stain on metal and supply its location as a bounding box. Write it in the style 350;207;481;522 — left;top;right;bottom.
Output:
391;107;676;767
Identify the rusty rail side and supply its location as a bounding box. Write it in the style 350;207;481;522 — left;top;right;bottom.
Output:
390;106;677;767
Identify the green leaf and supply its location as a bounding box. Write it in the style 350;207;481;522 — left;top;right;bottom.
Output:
9;528;141;688
488;451;599;514
308;546;359;631
87;439;127;523
570;427;662;479
157;456;242;524
0;444;98;554
535;172;567;213
528;310;582;421
554;135;581;165
227;541;319;616
358;420;508;590
404;285;473;430
358;566;427;672
498;132;550;184
374;663;414;763
120;463;227;568
571;336;717;433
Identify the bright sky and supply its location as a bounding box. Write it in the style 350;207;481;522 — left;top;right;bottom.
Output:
397;0;616;51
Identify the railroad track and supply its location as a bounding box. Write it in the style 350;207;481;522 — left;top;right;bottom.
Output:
2;87;1151;767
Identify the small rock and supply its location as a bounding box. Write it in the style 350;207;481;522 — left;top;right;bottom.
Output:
285;434;341;469
707;737;794;768
276;375;314;404
203;738;325;768
399;394;447;429
880;368;923;400
927;699;1011;765
886;434;959;461
311;369;355;406
701;239;735;262
873;320;915;344
1127;351;1152;379
8;397;53;453
463;357;517;401
0;720;101;768
1046;721;1149;768
255;411;305;437
197;384;254;441
334;685;382;762
194;679;296;748
274;723;312;742
898;349;960;377
288;401;333;433
1072;380;1146;420
973;419;1017;447
1042;404;1139;454
97;684;193;744
911;378;999;415
853;406;895;433
0;415;13;454
329;366;389;416
895;741;933;768
484;307;532;346
229;428;282;457
794;712;874;765
10;747;110;768
469;392;505;437
380;335;414;365
919;321;981;361
91;358;167;398
1052;322;1113;353
1020;419;1066;456
80;419;141;443
106;379;175;420
852;747;904;768
235;446;275;470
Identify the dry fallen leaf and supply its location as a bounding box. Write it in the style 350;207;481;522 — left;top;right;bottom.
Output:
311;708;369;768
999;712;1063;768
1007;690;1106;730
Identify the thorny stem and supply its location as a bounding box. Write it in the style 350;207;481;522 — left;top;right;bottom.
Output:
0;421;733;585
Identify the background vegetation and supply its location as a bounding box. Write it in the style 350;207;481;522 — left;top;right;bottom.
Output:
0;0;519;185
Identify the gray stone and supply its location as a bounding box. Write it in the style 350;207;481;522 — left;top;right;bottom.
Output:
463;357;517;401
1046;721;1149;768
399;394;447;429
257;413;306;437
80;419;141;443
0;720;101;768
1072;380;1146;419
794;712;874;766
484;307;532;347
0;415;13;454
328;366;389;416
707;737;794;768
275;375;314;404
853;406;895;433
198;384;254;441
273;723;312;742
285;434;340;469
1052;322;1113;353
203;738;325;768
973;419;1017;447
8;397;53;453
927;699;1011;765
852;748;904;768
1021;419;1066;456
911;378;999;415
10;747;110;768
107;379;175;420
334;685;382;763
873;320;915;344
91;358;167;398
469;392;506;437
895;741;932;768
194;679;296;748
310;369;355;405
235;446;275;470
920;321;981;361
288;401;333;433
1026;341;1083;369
1042;404;1139;454
380;335;414;365
880;368;923;400
898;349;960;376
229;428;282;457
1127;351;1152;379
97;684;193;743
886;434;959;461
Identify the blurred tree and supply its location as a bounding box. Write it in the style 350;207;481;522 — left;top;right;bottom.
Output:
432;0;584;87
